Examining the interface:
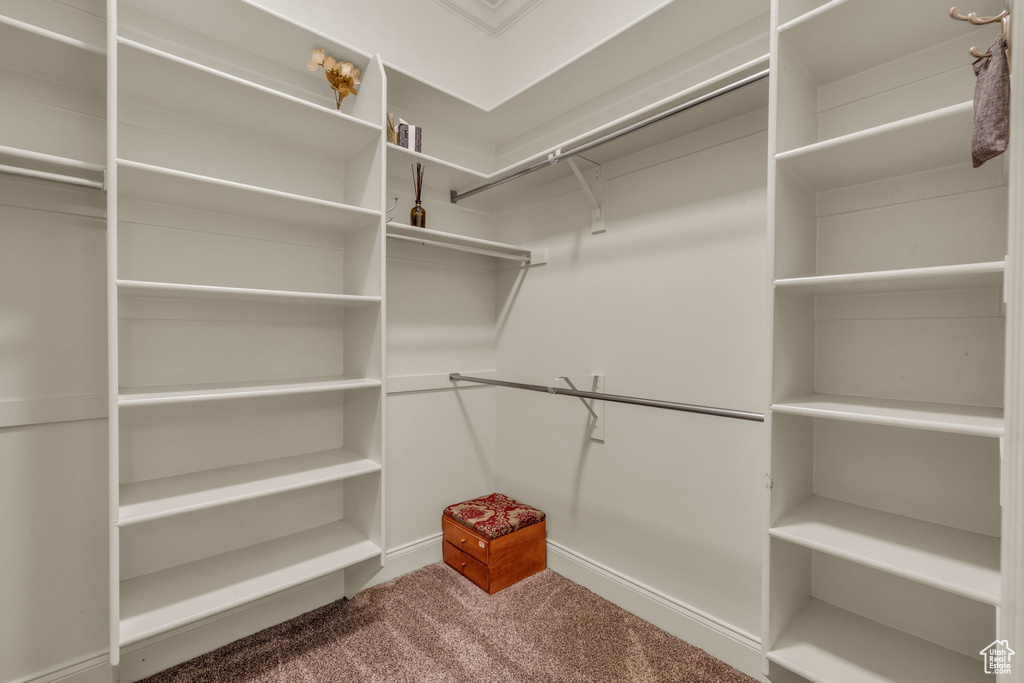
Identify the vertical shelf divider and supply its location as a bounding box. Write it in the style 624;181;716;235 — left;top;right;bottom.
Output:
1000;0;1024;666
106;0;120;667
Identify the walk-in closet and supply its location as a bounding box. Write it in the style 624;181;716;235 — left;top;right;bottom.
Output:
1;0;1021;681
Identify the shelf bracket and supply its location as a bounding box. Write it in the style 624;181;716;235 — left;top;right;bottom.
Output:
557;374;605;441
566;157;606;234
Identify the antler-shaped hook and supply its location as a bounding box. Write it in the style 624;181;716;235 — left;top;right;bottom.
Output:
951;7;1011;60
967;9;1010;24
951;6;1010;23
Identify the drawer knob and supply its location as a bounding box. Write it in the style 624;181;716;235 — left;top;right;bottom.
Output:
460;538;466;543
461;562;466;568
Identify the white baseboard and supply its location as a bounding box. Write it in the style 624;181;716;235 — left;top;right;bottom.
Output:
10;651;111;683
546;540;768;682
366;533;444;588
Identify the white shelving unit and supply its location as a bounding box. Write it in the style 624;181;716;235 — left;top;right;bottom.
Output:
764;0;1010;680
107;0;387;666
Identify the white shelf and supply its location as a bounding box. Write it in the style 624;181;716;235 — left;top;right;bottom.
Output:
768;600;989;683
386;144;489;190
774;261;1006;296
0;15;105;89
386;222;534;263
118;38;380;159
0;6;105;54
772;394;1004;438
119;449;380;526
119;520;381;646
119;376;381;407
777;0;1004;85
770;496;1000;605
776;102;974;190
117;280;381;306
116;159;381;233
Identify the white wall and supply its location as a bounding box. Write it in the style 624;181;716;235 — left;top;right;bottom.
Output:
493;109;769;660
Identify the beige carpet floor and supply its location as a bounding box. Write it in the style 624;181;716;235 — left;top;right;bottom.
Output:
142;562;756;682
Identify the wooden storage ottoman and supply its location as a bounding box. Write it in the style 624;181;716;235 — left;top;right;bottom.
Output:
442;492;546;594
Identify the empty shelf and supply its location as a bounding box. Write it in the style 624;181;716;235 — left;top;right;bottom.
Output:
119;449;381;525
117;280;381;306
119;520;380;645
768;600;988;683
777;0;1004;85
776;102;973;191
770;497;1000;605
774;262;1005;296
0;16;104;89
386;222;533;262
119;376;381;407
772;394;1004;438
117;160;381;233
118;38;380;158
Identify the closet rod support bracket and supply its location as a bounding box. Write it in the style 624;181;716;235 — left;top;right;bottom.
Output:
557;374;605;441
566;158;606;234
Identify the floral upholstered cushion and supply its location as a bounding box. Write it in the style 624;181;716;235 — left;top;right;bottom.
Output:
444;492;545;540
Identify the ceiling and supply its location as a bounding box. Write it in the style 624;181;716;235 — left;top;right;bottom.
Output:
431;0;546;37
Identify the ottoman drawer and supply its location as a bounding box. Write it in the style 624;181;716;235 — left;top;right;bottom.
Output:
441;493;546;594
443;541;489;592
442;515;489;564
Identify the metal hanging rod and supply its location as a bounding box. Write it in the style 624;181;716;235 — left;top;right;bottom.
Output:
449;373;764;423
449;68;770;204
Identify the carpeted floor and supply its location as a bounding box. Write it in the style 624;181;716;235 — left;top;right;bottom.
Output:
142;562;756;682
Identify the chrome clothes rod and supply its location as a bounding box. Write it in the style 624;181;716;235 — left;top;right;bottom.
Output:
449;373;765;423
449;68;770;204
